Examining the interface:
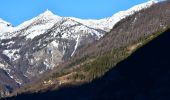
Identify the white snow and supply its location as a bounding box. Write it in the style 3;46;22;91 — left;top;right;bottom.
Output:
71;35;80;56
6;41;15;44
8;73;14;79
3;49;20;61
0;63;5;67
15;10;61;31
7;71;22;85
26;24;52;39
0;0;159;40
51;41;59;48
0;63;11;73
0;0;159;41
44;61;50;68
62;18;78;26
1;41;15;46
0;10;62;40
39;70;45;74
14;78;22;85
43;59;55;69
23;10;62;39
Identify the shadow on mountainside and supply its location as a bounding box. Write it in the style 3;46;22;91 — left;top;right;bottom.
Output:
4;29;170;100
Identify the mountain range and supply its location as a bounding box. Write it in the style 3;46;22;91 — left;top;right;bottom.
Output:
0;0;164;98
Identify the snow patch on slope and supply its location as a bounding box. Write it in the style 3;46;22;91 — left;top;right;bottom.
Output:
26;23;53;39
3;49;20;61
51;41;59;48
71;35;80;56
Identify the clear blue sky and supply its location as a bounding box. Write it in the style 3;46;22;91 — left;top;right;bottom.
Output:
0;0;149;26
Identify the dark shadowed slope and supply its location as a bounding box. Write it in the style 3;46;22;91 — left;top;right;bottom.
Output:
3;26;170;100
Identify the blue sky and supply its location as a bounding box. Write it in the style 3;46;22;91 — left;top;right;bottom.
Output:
0;0;149;26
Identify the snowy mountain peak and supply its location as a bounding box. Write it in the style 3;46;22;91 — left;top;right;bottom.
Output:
43;9;54;15
0;0;160;39
0;0;160;35
109;0;159;20
39;9;61;19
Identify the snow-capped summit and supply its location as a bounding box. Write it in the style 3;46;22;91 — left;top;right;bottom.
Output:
0;0;159;38
38;9;61;20
101;0;159;31
13;10;61;32
0;10;63;39
41;9;55;16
